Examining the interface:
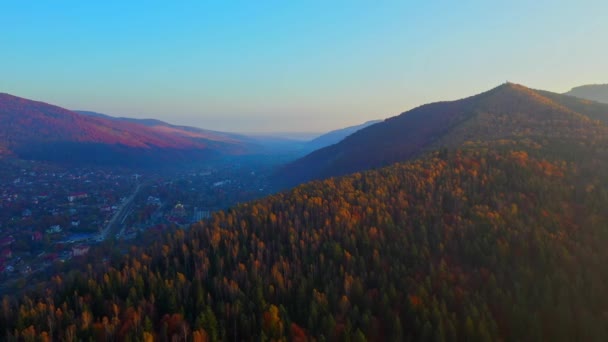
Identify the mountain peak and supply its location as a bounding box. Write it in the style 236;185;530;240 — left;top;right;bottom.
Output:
501;81;520;88
477;82;566;111
487;82;535;96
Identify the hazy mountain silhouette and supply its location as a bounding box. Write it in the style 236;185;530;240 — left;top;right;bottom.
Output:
564;84;608;104
75;110;248;142
305;120;382;149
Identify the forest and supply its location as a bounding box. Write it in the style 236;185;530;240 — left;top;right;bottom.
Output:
2;142;608;340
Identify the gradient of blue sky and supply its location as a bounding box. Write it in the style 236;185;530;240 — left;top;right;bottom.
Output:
1;1;606;133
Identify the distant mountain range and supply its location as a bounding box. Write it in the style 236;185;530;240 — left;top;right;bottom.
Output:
277;82;608;187
564;84;608;104
305;120;382;149
74;110;249;145
76;111;377;156
0;93;251;165
0;93;383;166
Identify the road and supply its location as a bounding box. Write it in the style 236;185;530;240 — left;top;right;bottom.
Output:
99;182;144;240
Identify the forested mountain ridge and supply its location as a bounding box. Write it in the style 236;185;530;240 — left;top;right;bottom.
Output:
3;130;608;339
75;110;248;144
0;93;251;165
277;83;608;188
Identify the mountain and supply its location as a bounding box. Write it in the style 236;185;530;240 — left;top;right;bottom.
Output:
76;111;383;158
5;148;608;340
238;121;384;158
305;120;382;149
77;110;321;157
74;110;168;126
564;84;608;104
75;110;247;142
0;94;251;165
277;83;608;187
5;82;608;340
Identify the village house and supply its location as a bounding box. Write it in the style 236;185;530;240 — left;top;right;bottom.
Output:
147;196;161;206
0;235;15;247
67;192;88;202
46;225;62;234
31;231;43;241
72;245;90;257
1;249;12;259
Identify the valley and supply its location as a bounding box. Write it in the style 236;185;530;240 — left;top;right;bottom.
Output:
2;3;607;339
0;158;277;295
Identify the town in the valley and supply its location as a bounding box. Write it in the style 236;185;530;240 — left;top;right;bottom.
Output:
0;159;272;293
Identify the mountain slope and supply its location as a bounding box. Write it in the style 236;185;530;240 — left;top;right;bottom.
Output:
564;84;608;104
537;89;608;125
75;110;247;143
305;120;382;149
277;83;608;187
0;94;250;165
77;110;327;157
5;147;608;340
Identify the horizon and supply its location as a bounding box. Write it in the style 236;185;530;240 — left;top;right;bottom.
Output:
1;1;607;132
0;80;603;137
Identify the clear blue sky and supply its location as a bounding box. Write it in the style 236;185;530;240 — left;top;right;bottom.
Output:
1;1;606;133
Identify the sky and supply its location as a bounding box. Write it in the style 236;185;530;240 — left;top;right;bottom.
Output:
1;1;607;133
